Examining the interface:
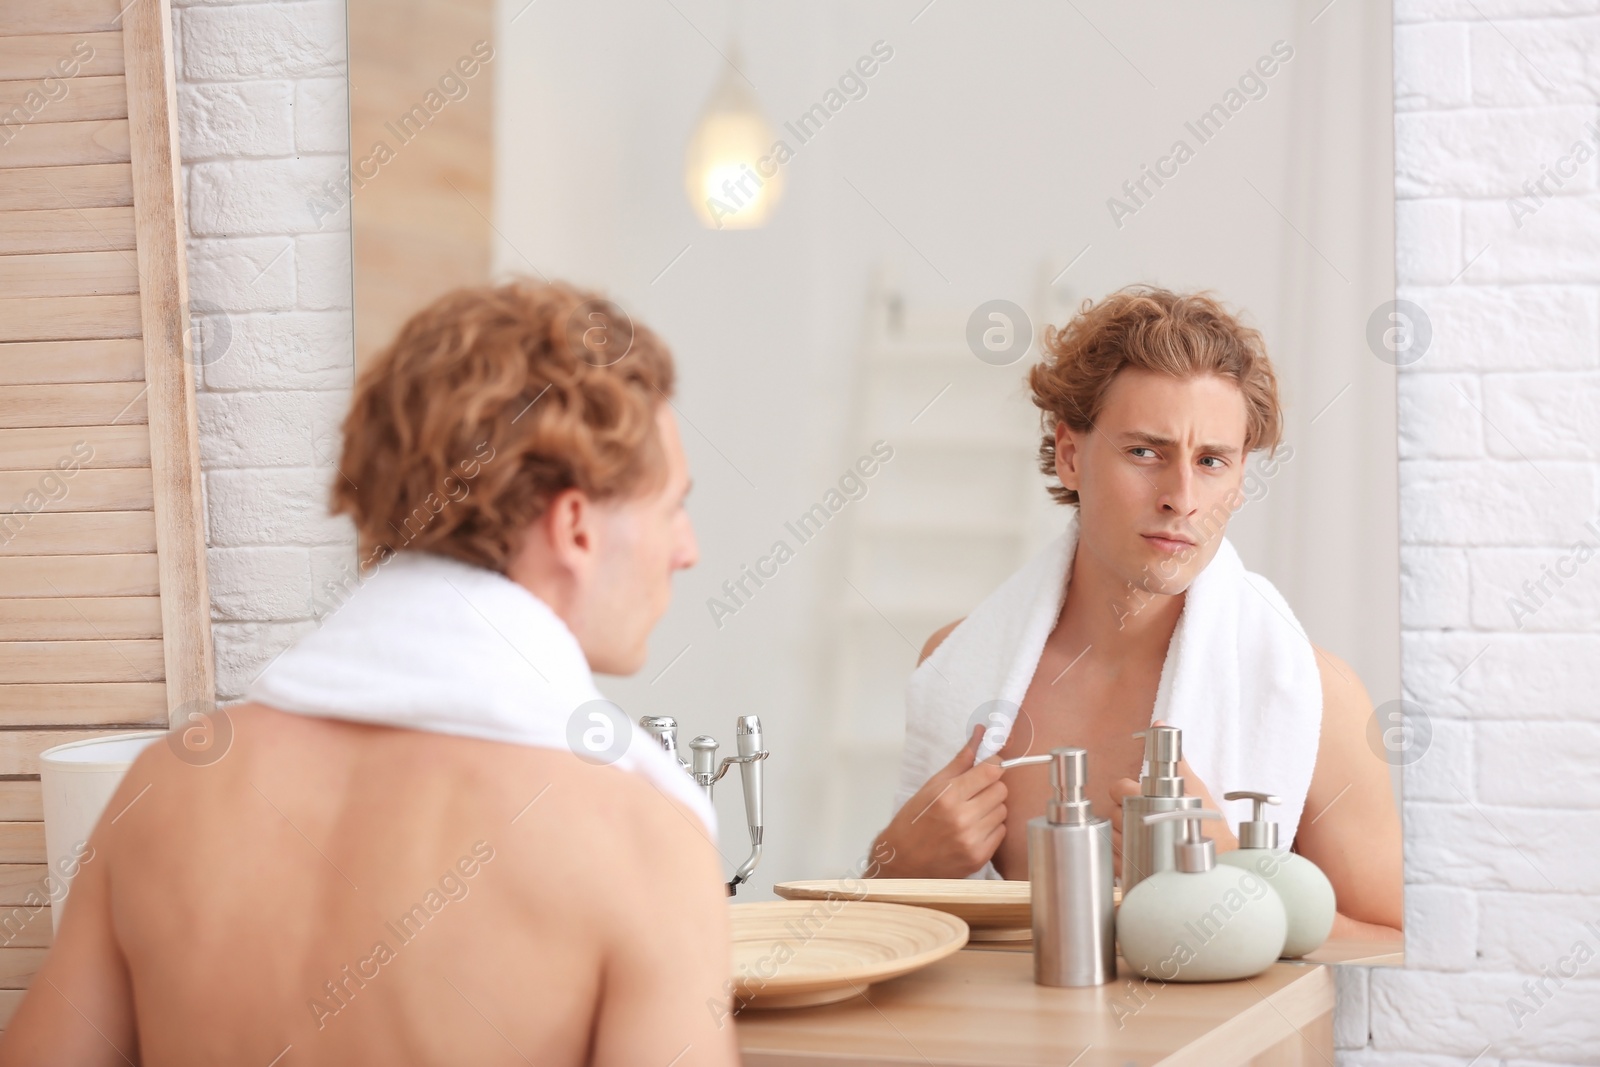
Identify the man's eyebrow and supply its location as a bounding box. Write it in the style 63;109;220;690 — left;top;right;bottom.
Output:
1118;431;1177;448
1117;431;1241;456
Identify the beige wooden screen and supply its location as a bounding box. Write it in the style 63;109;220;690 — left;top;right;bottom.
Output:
0;0;212;1014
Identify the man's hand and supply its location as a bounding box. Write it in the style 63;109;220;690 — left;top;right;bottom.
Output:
872;725;1008;878
1108;721;1238;881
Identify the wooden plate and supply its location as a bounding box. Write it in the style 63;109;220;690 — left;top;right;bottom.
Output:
774;878;1030;940
773;879;1122;942
730;900;968;1010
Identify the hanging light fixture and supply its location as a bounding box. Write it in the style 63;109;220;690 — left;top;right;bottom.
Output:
684;45;783;230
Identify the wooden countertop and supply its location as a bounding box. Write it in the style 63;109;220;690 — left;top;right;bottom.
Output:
734;940;1400;1066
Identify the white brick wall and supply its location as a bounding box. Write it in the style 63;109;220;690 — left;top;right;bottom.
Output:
169;1;1600;1060
172;0;357;701
1348;3;1600;1064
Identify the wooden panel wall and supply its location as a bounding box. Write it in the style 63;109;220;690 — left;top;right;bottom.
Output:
348;0;494;369
0;0;213;1021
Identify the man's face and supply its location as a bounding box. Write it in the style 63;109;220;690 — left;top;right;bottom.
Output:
583;405;698;674
1055;369;1250;598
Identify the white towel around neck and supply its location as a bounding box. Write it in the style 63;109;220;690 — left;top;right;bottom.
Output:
892;508;1322;879
246;550;715;834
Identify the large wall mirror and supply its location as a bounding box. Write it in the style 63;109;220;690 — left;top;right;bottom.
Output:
345;0;1399;905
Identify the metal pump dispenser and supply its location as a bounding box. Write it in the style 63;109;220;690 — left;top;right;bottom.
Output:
1224;790;1280;849
1217;790;1337;958
1141;807;1224;871
1116;807;1290;981
639;714;768;895
1021;747;1114;987
1119;725;1200;894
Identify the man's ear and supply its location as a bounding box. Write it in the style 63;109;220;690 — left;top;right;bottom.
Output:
543;487;595;578
1054;421;1083;494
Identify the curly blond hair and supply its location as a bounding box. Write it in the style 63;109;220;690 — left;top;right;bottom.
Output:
1029;286;1283;506
332;277;675;572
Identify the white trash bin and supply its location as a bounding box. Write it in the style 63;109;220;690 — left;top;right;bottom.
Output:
39;732;165;934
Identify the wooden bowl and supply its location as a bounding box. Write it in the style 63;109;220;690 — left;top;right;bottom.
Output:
730;899;968;1009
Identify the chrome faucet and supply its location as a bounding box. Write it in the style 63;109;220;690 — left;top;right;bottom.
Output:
639;714;768;895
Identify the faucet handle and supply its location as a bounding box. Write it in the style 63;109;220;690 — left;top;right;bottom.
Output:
729;715;766;894
688;735;719;782
639;715;687;771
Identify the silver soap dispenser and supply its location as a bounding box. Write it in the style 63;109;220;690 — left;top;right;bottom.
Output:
1119;725;1200;894
1025;747;1115;987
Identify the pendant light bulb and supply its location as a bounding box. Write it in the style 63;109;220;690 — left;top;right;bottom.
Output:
684;50;782;230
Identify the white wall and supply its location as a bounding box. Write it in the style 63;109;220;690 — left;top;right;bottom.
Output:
171;0;358;703
1348;1;1600;1062
169;1;1600;1061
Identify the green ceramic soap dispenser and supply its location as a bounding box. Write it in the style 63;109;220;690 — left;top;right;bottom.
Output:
1115;809;1287;982
1216;791;1337;959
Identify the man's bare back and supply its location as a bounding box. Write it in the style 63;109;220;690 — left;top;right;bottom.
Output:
0;705;737;1066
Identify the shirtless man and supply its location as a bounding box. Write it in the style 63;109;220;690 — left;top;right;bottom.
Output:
871;287;1402;942
0;281;740;1065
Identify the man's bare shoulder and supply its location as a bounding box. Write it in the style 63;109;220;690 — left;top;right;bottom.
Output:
1311;646;1373;730
919;618;966;664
